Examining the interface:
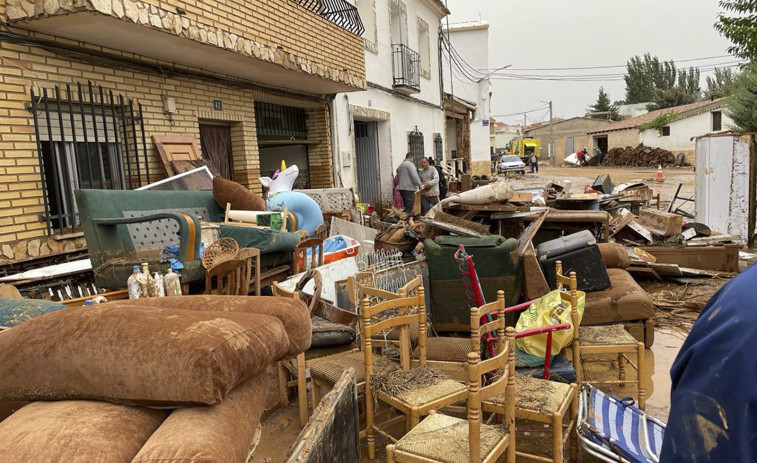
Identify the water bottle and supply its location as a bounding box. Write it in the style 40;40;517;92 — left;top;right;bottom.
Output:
164;268;182;296
127;265;142;299
153;272;165;297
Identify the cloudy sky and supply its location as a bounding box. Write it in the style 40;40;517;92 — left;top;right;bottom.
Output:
445;0;736;125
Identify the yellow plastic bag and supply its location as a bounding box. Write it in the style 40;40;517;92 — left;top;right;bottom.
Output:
515;289;585;358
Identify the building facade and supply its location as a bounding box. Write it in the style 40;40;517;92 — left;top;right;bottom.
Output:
0;0;366;262
588;99;731;163
524;117;613;164
442;20;491;176
333;0;449;210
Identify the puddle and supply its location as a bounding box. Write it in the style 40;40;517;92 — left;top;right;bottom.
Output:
645;328;685;421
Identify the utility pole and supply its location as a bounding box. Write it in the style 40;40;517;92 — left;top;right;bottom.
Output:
548;100;554;164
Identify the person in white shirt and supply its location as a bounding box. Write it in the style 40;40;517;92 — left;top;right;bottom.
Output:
419;157;439;215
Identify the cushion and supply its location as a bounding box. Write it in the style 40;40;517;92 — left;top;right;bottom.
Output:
583;269;655;325
112;296;312;357
0;303;304;406
133;372;268;463
0;285;22;299
0;298;67;328
0;401;26;422
0;400;167;463
598;243;631;269
213;177;265;211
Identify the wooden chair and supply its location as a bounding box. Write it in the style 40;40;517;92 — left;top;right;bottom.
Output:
386;300;516;463
292;238;324;273
313;223;329;240
204;259;246;295
481;293;578;463
237;247;261;296
273;281;363;428
557;261;646;410
364;288;468;460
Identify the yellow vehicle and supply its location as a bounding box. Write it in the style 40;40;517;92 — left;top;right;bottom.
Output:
510;138;541;163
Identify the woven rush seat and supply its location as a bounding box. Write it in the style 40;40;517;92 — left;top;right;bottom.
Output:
310;351;398;386
580;325;638;346
389;378;467;407
393;412;505;463
413;336;470;362
371;323;420;343
486;375;572;415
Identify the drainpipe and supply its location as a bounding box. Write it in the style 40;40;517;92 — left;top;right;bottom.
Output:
327;94;343;188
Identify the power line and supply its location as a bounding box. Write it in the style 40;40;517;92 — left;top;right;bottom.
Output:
496;54;736;72
491;104;550;118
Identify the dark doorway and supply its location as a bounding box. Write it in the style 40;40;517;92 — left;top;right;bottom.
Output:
355;121;381;207
199;123;233;179
595;135;608;156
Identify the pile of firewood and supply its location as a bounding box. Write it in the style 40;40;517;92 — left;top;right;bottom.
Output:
603;144;675;167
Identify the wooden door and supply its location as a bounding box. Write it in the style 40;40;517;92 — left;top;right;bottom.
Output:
152;135;202;177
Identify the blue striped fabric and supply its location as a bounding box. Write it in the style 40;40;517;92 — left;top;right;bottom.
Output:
585;386;665;463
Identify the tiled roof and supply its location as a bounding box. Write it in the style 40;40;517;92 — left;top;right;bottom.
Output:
587;98;727;134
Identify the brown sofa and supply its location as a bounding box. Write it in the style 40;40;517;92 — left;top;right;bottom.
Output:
522;242;655;347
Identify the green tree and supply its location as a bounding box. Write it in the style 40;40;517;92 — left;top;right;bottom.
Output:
588;87;620;120
727;63;757;131
623;53;701;109
705;67;739;99
715;0;757;61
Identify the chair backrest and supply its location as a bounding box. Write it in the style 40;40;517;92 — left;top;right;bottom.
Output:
555;260;580;343
397;275;423;297
272;280;294;298
293;238;324;273
205;259;247;295
470;290;506;354
361;289;426;374
468;302;515;463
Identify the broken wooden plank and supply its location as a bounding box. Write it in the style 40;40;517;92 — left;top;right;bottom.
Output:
687;234;743;246
641;245;739;273
446;203;522;212
638;208;683;236
418;216;484;237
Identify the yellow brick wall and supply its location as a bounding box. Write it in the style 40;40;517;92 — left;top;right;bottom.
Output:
608;129;640;150
0;39;333;248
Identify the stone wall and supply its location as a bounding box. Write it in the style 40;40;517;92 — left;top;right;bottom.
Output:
0;234;87;263
608;129;640;150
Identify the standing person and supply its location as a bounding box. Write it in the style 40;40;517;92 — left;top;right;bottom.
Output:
419;157;440;215
396;152;422;215
660;263;757;462
582;148;589;165
529;153;539;173
594;145;604;165
430;158;447;200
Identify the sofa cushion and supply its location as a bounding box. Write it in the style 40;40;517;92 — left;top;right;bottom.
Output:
597;243;631;269
583;268;654;325
213;177;266;212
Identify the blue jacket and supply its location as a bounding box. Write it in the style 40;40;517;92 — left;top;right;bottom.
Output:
660;263;757;462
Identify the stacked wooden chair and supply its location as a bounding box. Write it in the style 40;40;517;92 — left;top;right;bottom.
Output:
386;293;516;463
557;261;647;410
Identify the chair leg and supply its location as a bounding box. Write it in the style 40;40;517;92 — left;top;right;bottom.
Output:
277;361;289;408
312;380;322;411
572;341;583;384
296;354;308;428
569;384;578;462
386;444;396;463
552;412;563;463
405;411;419;433
637;342;646;411
618;353;626;387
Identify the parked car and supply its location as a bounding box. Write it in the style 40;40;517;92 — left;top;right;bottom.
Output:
497;154;526;174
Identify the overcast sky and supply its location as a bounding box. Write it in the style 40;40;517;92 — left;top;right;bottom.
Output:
445;0;735;125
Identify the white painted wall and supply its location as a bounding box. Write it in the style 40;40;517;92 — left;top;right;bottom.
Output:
494;127;519;151
639;110;733;152
695;135;751;240
332;0;447;207
442;22;491;166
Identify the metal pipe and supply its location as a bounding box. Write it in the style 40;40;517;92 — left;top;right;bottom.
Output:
30;88;53;235
88;81;106;186
55;86;76;232
77;82;95;189
42;88;63;234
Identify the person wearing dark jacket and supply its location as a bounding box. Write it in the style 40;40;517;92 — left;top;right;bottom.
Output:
660;263;757;462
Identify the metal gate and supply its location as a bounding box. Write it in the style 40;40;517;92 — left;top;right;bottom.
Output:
30;81;148;235
354;121;380;207
565;136;574;155
433;133;443;163
408;126;424;165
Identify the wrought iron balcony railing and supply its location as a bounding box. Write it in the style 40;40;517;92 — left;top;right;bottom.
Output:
293;0;365;36
392;44;420;93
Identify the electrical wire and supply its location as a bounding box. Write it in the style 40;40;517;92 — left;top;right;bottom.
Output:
493;54;738;72
491;104;550;118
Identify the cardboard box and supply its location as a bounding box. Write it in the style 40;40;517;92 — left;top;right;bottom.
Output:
638;208;683;236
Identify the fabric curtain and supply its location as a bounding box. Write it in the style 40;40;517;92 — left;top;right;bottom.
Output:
199;124;233;180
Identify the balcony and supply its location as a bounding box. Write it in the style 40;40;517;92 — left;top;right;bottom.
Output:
392;44;421;94
5;0;366;94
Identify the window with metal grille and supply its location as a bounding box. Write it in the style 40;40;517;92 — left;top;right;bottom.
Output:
433;133;443;163
31;82;149;235
254;102;308;140
408;127;424;165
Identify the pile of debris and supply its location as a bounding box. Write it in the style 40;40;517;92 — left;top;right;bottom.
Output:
603;144;675;167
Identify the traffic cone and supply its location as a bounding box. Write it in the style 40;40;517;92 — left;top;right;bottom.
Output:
656;163;663;182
